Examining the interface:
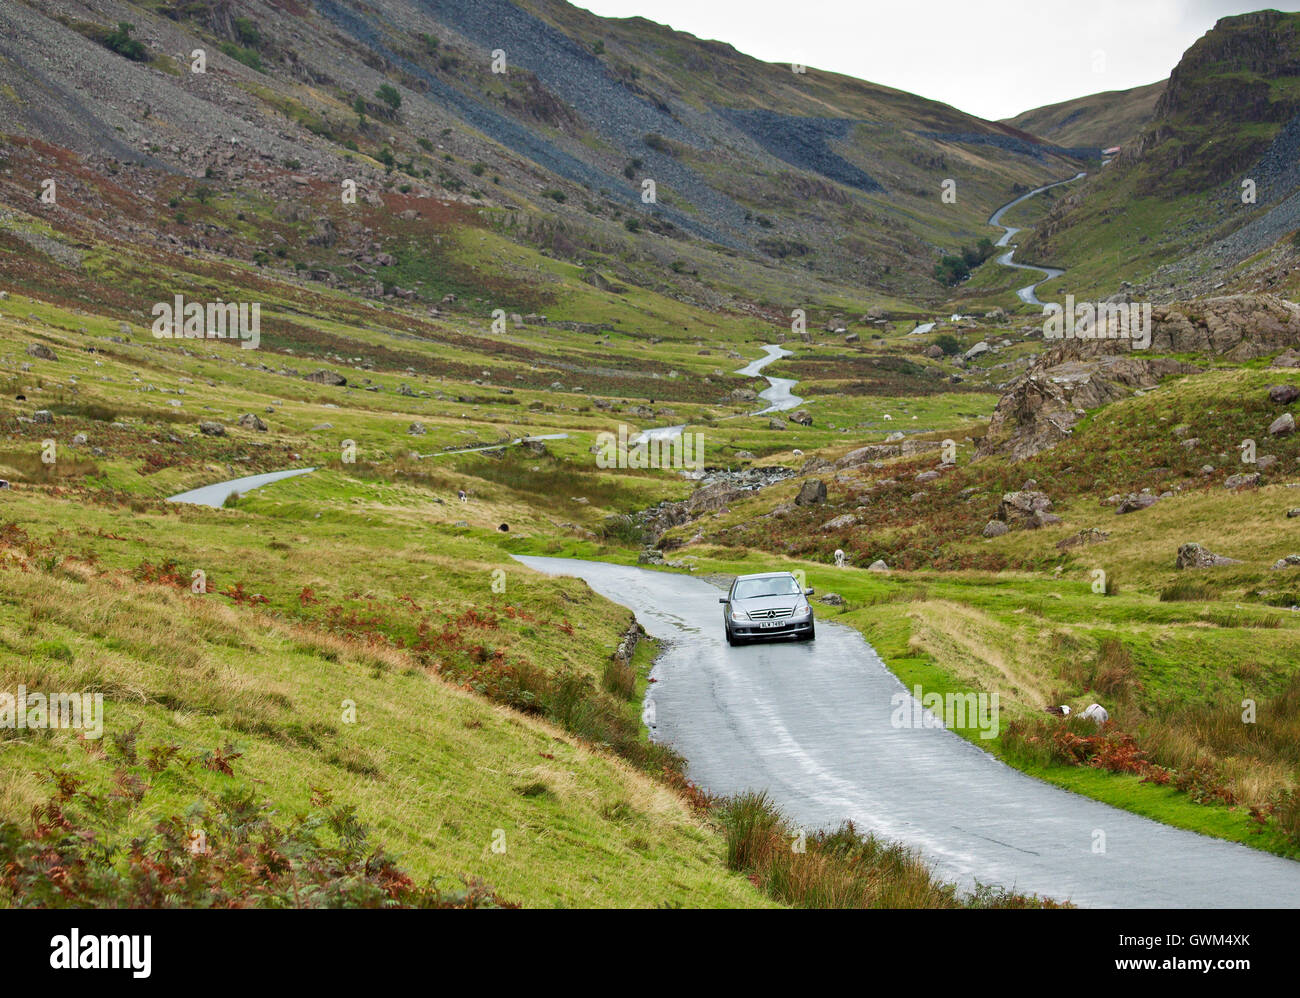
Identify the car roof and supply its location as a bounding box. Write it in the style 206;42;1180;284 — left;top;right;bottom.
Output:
734;572;796;581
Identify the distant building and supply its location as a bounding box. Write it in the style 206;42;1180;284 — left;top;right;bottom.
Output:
1103;146;1121;156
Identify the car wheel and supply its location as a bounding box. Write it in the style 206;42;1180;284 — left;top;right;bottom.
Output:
804;623;816;642
725;626;736;646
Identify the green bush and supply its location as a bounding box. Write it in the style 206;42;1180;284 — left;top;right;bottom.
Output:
218;41;262;72
103;22;148;62
933;333;961;356
376;84;402;112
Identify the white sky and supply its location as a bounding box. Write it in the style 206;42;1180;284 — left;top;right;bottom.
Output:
572;0;1298;120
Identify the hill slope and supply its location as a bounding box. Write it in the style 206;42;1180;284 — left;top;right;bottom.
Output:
1002;80;1166;149
0;0;1088;305
1017;10;1300;300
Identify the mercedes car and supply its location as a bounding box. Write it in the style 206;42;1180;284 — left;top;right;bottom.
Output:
720;571;816;645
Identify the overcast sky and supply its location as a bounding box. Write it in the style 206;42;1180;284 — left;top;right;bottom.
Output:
572;0;1298;120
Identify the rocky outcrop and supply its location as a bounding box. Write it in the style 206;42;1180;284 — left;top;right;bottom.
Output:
1175;543;1242;569
834;439;942;468
997;490;1060;529
978;295;1300;461
978;354;1200;460
1048;295;1300;361
304;369;347;386
1057;527;1110;550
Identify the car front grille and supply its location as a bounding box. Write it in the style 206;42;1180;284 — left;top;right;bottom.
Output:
746;607;794;621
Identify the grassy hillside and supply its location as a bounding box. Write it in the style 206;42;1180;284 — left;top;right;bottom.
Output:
1002;81;1166;150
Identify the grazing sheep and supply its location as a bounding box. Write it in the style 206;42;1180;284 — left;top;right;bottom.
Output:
1081;703;1109;724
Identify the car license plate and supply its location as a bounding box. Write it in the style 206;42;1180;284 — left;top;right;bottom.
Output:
759;620;781;628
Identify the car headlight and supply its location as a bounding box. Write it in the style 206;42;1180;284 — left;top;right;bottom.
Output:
731;610;745;622
795;605;811;617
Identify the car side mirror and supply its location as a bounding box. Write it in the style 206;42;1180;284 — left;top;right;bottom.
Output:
719;597;729;604
805;588;815;595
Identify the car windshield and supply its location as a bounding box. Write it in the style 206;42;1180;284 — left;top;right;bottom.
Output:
733;576;801;599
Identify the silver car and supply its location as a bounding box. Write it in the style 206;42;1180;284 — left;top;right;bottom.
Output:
720;571;816;645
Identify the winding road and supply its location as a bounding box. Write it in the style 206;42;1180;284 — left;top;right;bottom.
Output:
987;172;1086;305
635;343;802;442
515;555;1300;908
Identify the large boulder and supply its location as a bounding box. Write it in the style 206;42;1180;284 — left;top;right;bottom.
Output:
26;342;57;361
1272;349;1300;368
1057;527;1110;550
789;409;813;426
238;413;268;432
1268;384;1300;405
795;479;828;506
997;490;1057;529
978;354;1199;461
835;444;899;468
1116;493;1160;514
304;369;347;386
1269;413;1295;436
1175;543;1242;569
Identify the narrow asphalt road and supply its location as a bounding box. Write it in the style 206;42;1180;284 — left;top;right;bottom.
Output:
988;172;1086;305
515;555;1300;908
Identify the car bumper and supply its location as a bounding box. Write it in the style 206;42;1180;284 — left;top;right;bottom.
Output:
731;619;814;639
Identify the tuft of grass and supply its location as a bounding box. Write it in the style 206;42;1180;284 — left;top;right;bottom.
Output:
1160;578;1215;601
714;791;1065;908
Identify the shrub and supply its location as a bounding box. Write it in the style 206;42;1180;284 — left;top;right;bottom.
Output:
933;333;961;356
376;84;402;112
218;41;262;71
643;132;673;155
233;17;261;48
103;22;148;62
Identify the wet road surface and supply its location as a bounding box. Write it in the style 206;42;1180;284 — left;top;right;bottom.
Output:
516;555;1300;908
